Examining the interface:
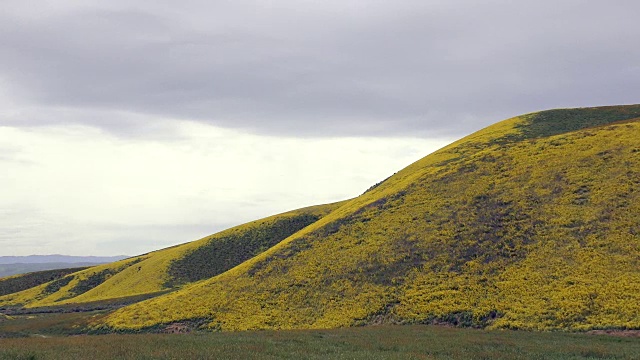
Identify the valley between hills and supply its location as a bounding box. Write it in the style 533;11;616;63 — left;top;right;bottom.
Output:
1;105;639;341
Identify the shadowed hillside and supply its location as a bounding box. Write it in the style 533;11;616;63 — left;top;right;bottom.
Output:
98;104;640;332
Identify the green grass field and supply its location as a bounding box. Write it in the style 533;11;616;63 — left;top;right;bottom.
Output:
1;318;639;360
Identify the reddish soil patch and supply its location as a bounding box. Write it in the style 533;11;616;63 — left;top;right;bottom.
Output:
587;330;640;338
163;323;190;334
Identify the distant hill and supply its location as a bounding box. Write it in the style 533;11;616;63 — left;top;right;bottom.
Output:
0;267;90;297
0;255;129;278
0;255;128;265
0;202;344;306
0;263;102;278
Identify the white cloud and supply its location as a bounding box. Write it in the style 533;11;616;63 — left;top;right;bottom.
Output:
0;121;452;256
2;1;638;138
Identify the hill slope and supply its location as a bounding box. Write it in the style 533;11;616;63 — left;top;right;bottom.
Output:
0;255;128;265
0;202;344;307
0;267;91;297
99;104;640;332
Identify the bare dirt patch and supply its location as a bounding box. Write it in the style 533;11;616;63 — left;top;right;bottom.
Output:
587;329;640;338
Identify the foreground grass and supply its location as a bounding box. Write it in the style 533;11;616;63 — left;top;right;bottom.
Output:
1;325;639;360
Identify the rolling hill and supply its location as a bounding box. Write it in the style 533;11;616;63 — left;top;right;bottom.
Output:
0;255;129;265
0;267;91;297
99;104;640;332
0;255;128;278
2;104;639;333
0;202;344;308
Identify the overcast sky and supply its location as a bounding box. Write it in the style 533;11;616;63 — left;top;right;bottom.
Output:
1;1;639;256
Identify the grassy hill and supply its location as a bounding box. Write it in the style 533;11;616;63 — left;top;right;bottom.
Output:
0;264;83;279
0;202;344;308
0;256;128;278
0;267;90;297
95;104;640;332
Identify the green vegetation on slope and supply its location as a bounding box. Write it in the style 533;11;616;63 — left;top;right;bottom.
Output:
516;104;640;139
100;105;640;332
40;262;146;301
165;213;323;287
0;268;89;297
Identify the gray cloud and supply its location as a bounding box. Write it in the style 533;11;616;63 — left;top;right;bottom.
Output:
1;0;639;138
